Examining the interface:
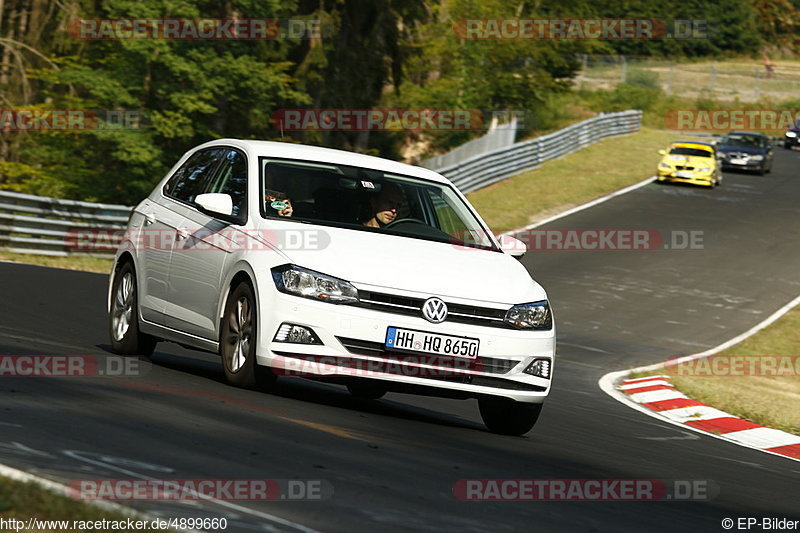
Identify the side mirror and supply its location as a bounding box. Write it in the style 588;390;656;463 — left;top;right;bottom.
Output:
498;234;527;258
658;149;667;156
195;193;233;217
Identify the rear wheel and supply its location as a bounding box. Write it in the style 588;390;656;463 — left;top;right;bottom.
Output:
221;282;275;389
479;398;542;436
109;262;157;356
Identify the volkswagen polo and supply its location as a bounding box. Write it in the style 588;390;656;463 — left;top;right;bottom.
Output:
108;140;555;435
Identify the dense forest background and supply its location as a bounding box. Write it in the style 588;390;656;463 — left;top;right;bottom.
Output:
0;0;797;204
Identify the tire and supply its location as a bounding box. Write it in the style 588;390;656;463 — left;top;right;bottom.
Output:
347;382;387;400
479;398;543;436
221;282;275;389
109;262;157;356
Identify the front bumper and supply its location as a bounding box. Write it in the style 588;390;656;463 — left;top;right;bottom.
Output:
256;288;555;403
657;169;715;186
719;156;764;170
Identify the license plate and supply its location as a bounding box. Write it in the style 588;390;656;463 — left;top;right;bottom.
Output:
385;327;479;358
730;158;747;165
676;171;694;178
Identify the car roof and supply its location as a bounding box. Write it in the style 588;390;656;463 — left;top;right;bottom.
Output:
671;141;715;149
194;138;451;185
725;131;767;137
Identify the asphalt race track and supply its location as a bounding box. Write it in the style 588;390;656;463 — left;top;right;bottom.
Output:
1;150;799;532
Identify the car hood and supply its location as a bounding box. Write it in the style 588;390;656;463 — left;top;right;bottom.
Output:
717;145;766;155
259;220;546;305
660;155;715;167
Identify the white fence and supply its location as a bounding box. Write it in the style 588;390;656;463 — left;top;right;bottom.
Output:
427;110;642;193
0;190;131;256
421;117;519;170
0;109;642;256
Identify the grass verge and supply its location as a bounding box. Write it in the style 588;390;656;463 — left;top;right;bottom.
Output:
0;250;113;274
0;475;164;531
630;307;800;436
467;127;705;231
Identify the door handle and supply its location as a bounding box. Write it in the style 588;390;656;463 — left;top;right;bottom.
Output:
176;229;188;241
143;213;156;226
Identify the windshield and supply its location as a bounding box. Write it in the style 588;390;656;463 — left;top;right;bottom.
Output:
260;158;497;250
721;135;765;147
668;147;713;158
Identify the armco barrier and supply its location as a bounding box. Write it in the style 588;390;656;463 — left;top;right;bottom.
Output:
426;110;642;193
0;110;642;256
0;190;131;256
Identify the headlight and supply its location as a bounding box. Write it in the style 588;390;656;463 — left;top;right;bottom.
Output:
749;155;764;161
504;300;552;330
786;131;797;138
272;265;359;304
658;163;671;170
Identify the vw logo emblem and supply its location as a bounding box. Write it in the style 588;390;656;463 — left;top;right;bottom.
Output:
422;297;448;323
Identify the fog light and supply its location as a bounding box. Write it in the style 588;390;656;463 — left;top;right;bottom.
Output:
273;323;322;344
524;358;551;379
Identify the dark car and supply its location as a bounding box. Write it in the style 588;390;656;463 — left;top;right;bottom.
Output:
716;131;773;175
784;120;800;149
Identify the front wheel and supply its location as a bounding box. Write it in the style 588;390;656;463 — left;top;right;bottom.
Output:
221;282;275;389
479;398;542;436
109;262;157;356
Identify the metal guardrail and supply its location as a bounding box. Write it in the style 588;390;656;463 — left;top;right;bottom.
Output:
0;110;642;256
430;110;643;194
421;117;519;171
0;190;131;256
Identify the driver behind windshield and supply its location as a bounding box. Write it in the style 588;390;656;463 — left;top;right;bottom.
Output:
362;183;404;228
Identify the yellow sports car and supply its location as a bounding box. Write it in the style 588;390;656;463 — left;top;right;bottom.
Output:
657;141;722;188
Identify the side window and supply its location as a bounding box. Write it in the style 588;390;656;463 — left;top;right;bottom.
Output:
163;148;226;204
425;189;467;235
421;188;489;247
205;149;248;222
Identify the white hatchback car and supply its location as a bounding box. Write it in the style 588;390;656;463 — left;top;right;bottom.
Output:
108;139;555;435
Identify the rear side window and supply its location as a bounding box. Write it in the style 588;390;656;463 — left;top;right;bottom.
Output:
205;149;248;222
164;148;226;204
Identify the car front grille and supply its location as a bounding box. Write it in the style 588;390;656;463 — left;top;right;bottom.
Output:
675;165;695;171
336;337;520;375
727;152;749;160
356;290;512;329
